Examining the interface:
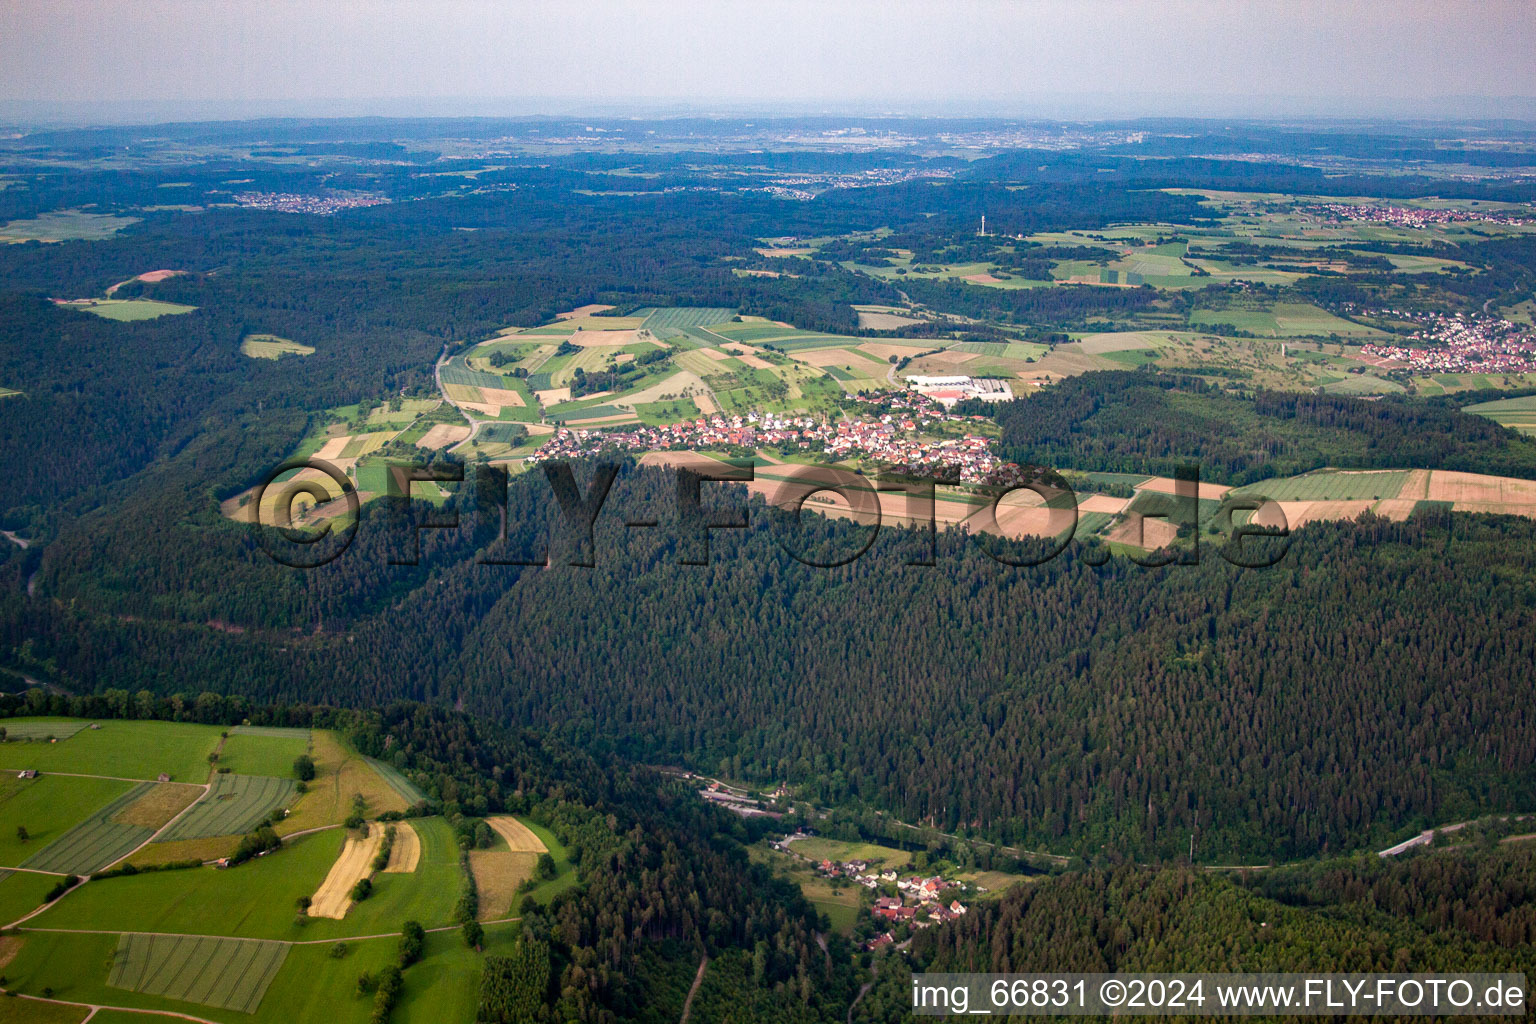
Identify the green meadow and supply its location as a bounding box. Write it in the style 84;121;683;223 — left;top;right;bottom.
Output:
217;730;310;778
0;720;224;782
0;774;135;868
35;816;463;941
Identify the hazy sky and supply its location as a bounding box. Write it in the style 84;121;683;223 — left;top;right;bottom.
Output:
3;0;1535;120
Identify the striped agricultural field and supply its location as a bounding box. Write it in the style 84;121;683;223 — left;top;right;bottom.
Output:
0;719;95;741
21;782;158;874
108;932;289;1013
640;307;735;330
363;757;427;804
155;773;296;842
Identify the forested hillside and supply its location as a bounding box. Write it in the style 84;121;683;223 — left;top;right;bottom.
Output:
8;463;1536;863
842;849;1536;1022
987;372;1536;485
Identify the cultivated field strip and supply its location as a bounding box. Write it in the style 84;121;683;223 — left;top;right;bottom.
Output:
0;719;94;741
309;823;384;918
363;757;427;804
21;782;157;874
640;306;735;330
440;357;507;389
486;816;547;853
156;774;296;842
108;932;289;1013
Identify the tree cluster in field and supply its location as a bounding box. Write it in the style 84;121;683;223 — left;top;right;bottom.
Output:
370;824;397;872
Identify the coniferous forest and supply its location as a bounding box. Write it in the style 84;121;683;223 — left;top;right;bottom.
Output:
3;116;1536;1020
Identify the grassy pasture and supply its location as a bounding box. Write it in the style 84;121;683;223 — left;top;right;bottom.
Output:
788;837;911;871
1319;375;1404;395
634;397;701;425
1231;470;1411;502
1190;303;1378;337
0;774;135;868
0;209;139;242
392;928;514;1024
156;774;297;842
2;931;263;1023
107;933;289;1014
756;332;865;352
258;936;401;1024
1465;394;1536;433
229;726;311;739
0;868;64;924
61;299;197;321
35;818;461;941
240;334;314;359
21;782;158;875
216;731;309;778
0;719;222;783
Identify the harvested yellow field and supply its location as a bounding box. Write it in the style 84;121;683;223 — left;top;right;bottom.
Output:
981;502;1076;540
556;303;614;319
417;423;471;450
571;328;642;343
468;849;536;920
856;312;922;331
639;451;724;471
383;821;420;873
277;731;408;835
444;383;484;404
856;341;926;360
694;393;719;415
309;825;383;919
1078;494;1130;515
486;816;548;853
793;348;860;368
477;387;526;407
467;824;543;920
557;414;639;428
1107;514;1180;549
1400;469;1432;500
112;782;204;829
1426;470;1536;506
222;464;350;526
1256;500;1374;529
314;436;350;461
1136;477;1232;500
534;387;571;405
1373;498;1420;522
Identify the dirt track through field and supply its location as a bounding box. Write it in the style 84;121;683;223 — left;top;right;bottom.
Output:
383;821;420;873
309;825;382;918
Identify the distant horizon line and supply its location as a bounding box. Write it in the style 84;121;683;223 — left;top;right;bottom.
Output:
5;93;1536;129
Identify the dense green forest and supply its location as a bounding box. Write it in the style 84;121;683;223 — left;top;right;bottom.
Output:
7;461;1536;863
843;849;1536;1022
986;372;1536;484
